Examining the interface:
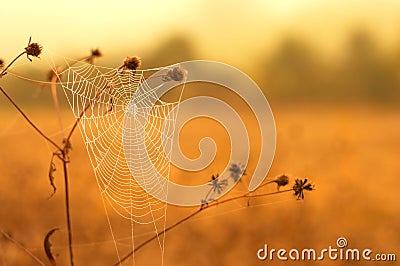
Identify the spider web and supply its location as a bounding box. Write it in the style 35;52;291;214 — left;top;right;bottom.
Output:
57;60;184;262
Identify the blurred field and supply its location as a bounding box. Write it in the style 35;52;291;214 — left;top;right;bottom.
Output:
0;101;399;265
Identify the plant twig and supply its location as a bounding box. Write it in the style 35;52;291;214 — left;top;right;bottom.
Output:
0;230;47;266
0;86;73;265
61;153;74;266
0;39;75;265
114;185;294;265
0;52;26;78
0;86;62;151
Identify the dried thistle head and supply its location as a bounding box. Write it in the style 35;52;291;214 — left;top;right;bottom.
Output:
273;174;289;190
162;66;187;82
122;56;141;70
293;178;315;200
25;37;42;61
86;48;102;63
91;48;102;58
228;162;246;182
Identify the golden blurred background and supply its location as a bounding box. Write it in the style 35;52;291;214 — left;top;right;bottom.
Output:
1;0;399;265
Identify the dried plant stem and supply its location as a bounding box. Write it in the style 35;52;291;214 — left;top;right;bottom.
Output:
0;230;47;266
0;55;74;265
0;51;25;77
62;154;74;266
0;86;62;151
0;84;74;265
1;61;115;266
114;186;293;265
0;46;103;266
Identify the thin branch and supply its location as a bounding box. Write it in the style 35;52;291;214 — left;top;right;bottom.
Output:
61;155;74;266
114;185;294;265
0;43;89;266
0;230;47;266
0;51;26;78
0;86;63;151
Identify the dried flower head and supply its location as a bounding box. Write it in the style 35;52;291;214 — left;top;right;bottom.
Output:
228;163;246;182
162;66;187;82
293;178;315;200
208;173;228;194
86;48;102;64
24;37;42;61
273;174;289;190
91;48;102;58
122;56;141;70
0;59;4;68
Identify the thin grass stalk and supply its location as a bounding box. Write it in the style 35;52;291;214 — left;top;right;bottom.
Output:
0;51;26;78
0;86;62;151
62;154;74;266
0;230;47;266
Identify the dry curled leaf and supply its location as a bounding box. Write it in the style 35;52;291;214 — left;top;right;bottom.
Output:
44;228;59;266
48;160;56;197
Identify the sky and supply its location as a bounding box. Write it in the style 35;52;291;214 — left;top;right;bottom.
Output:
1;0;400;69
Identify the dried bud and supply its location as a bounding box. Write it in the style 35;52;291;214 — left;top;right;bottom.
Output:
86;48;102;63
228;162;246;182
274;175;289;189
162;66;187;82
91;48;102;58
122;56;141;70
25;42;42;58
0;59;4;68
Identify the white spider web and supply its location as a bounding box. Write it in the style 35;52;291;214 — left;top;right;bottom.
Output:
57;60;185;263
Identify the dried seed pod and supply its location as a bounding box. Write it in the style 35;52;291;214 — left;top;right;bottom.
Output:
25;37;42;61
162;66;187;82
122;56;141;70
273;174;289;190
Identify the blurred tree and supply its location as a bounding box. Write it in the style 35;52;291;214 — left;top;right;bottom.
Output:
336;29;398;103
392;41;400;101
143;35;196;68
260;37;326;101
259;30;399;104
